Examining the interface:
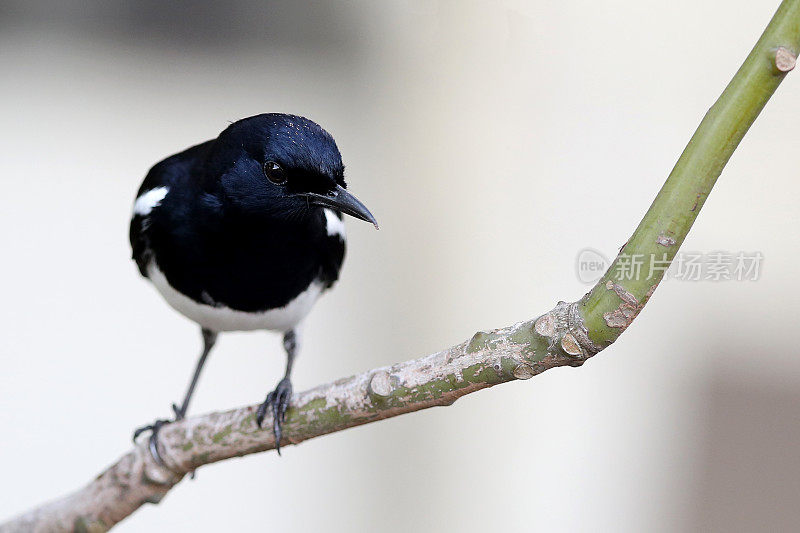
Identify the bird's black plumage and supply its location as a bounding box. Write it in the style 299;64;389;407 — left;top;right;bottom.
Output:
130;113;376;453
131;115;349;312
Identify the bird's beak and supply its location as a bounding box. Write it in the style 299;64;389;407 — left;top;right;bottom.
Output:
302;185;379;230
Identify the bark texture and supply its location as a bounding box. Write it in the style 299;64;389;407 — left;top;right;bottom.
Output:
0;301;595;532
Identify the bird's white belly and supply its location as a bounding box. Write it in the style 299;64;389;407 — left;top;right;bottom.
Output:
147;262;323;332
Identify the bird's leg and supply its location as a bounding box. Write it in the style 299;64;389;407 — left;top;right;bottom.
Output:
133;328;218;466
172;328;218;420
256;329;297;455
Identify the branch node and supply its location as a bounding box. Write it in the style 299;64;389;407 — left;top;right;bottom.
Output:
512;363;535;380
602;281;659;331
560;333;583;357
534;313;555;337
656;233;676;247
775;46;796;72
368;371;394;398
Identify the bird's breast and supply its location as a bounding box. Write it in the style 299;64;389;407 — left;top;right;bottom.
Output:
143;207;344;331
147;261;324;332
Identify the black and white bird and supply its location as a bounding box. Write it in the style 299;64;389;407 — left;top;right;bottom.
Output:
130;113;377;453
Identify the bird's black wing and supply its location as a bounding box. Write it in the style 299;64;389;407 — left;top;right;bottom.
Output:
130;174;168;277
130;140;213;277
130;213;152;277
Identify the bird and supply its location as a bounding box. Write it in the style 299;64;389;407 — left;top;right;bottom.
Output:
129;113;377;456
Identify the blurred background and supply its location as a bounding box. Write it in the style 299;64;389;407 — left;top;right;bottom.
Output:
1;0;799;531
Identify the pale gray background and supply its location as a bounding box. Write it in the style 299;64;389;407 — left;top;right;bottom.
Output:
1;1;799;531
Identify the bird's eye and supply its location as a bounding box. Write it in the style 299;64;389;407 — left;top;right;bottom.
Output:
264;161;287;184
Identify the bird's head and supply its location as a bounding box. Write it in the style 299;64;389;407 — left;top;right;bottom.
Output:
205;113;377;228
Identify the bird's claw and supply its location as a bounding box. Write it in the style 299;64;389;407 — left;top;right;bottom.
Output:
255;377;293;455
132;419;172;468
132;418;170;443
133;417;198;478
133;400;187;445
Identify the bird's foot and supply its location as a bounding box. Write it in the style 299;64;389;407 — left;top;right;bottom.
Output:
133;404;187;445
132;418;171;468
133;409;196;477
255;377;293;455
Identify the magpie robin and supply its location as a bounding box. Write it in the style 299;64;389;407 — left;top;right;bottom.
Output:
130;113;377;455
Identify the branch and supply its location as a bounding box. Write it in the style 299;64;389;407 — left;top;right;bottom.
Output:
3;1;799;531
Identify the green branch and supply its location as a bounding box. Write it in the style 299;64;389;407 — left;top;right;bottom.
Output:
2;1;798;531
581;0;800;346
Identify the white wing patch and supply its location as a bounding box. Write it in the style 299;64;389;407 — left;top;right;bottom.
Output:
324;208;346;238
133;187;169;216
